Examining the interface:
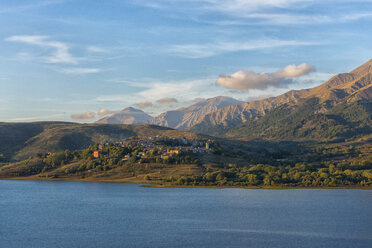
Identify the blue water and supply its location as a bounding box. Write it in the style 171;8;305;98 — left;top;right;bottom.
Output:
0;180;372;248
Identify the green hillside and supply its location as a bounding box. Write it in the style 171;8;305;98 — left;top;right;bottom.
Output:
1;136;371;188
226;98;372;140
0;122;204;162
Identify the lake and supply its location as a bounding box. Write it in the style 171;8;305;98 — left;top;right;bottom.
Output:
0;180;371;248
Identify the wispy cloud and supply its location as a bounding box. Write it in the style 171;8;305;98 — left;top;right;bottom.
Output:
71;111;96;119
6;35;78;64
56;67;102;74
340;12;372;21
135;0;308;13
137;0;372;25
86;46;108;53
204;0;348;26
0;0;67;14
203;0;308;11
156;97;178;104
200;0;313;22
9;113;66;122
168;39;319;58
97;108;118;116
135;101;153;109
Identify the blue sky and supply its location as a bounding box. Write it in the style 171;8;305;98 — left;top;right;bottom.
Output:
1;0;372;122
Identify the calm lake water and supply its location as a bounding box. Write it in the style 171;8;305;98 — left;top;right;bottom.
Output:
1;180;372;248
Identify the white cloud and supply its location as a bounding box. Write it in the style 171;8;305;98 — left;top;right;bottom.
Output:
6;35;78;64
57;67;102;74
97;108;117;116
168;39;319;58
216;63;315;90
9;113;66;122
340;12;372;21
275;63;315;78
202;0;310;14
231;13;332;25
71;112;96;119
137;0;372;25
0;0;67;14
137;0;308;12
5;35;107;75
135;101;153;109
136;78;219;103
87;46;108;53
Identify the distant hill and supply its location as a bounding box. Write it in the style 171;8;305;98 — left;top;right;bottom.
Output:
96;107;152;124
188;59;372;140
0;122;204;162
150;96;243;129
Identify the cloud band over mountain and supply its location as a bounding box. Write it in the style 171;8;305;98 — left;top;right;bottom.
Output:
216;63;315;90
156;97;178;104
135;101;153;109
71;112;96;120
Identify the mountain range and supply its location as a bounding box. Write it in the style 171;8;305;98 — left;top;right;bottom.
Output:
95;96;243;129
94;59;372;141
189;59;372;139
0;59;371;163
149;96;243;129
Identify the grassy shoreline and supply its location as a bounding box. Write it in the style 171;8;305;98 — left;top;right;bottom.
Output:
1;177;372;190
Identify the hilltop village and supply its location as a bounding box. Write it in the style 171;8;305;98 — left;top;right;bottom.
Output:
92;136;213;164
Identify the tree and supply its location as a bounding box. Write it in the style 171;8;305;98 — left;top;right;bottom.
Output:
177;177;186;185
263;175;272;186
246;174;259;185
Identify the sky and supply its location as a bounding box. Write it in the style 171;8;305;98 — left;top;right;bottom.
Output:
1;0;372;122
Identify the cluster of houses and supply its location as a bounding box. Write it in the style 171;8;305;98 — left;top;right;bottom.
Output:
93;136;211;160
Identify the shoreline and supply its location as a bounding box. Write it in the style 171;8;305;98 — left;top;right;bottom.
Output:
1;177;371;190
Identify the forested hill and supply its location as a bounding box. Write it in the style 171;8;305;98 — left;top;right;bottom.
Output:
0;122;204;162
1;135;371;188
226;96;371;140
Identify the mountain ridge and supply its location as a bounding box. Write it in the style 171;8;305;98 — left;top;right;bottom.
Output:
95;96;243;129
150;96;243;129
188;59;372;139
